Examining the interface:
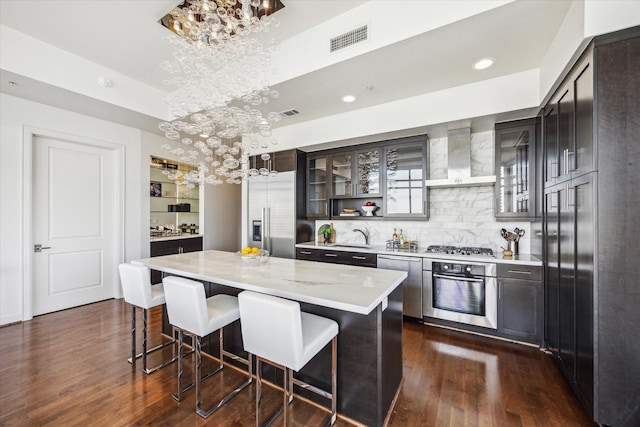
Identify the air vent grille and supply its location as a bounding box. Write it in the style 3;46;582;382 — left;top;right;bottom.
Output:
280;109;300;117
330;25;368;53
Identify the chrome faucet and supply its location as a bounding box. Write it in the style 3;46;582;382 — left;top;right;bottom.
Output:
353;227;370;245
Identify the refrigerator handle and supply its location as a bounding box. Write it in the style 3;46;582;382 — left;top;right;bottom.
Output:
261;207;265;250
262;207;270;253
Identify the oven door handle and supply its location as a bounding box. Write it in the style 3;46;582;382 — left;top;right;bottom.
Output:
433;274;484;282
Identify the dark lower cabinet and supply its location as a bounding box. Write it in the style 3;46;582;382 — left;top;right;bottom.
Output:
295;247;377;267
497;264;542;345
558;183;576;377
573;174;594;407
150;236;203;284
544;189;559;354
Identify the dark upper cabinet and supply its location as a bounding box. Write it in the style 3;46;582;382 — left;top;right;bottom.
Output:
494;118;539;220
382;137;428;219
543;51;594;187
543;103;558;186
305;135;426;220
306;154;329;219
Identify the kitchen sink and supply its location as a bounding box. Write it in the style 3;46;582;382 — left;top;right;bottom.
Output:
327;243;372;249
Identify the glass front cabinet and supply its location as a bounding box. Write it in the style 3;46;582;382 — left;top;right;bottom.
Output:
331;153;353;197
383;137;428;218
355;148;381;196
307;155;329;218
305;135;427;220
494;118;539;220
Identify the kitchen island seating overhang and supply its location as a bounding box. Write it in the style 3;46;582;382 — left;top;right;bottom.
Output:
132;250;407;427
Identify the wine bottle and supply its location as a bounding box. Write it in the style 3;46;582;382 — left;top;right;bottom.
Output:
392;228;398;242
399;229;405;244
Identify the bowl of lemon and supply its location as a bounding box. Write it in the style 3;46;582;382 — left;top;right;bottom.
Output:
237;246;270;265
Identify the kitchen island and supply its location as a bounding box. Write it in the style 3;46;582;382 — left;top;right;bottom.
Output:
133;250;407;426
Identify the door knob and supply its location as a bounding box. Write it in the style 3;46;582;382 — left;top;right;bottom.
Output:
34;244;52;253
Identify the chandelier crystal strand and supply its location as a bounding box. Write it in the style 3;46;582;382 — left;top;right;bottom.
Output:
158;0;281;185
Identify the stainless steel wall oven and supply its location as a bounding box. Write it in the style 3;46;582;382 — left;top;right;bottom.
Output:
423;259;497;329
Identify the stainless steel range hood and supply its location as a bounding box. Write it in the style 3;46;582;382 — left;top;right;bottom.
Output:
425;127;496;187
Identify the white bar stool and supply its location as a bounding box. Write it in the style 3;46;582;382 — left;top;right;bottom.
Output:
238;290;339;427
163;276;252;419
118;263;176;374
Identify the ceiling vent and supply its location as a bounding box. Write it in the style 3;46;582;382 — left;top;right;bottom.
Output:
280;109;300;117
330;25;368;53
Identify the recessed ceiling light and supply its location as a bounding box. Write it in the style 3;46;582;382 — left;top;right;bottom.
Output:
473;58;494;70
342;95;356;103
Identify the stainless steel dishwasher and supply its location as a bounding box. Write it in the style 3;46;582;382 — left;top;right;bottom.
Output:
377;254;422;318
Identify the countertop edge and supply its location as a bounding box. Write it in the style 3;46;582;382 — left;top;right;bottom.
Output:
132;252;407;315
150;234;203;242
295;242;542;266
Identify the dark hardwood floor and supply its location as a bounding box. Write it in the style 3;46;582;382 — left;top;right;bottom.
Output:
0;299;591;426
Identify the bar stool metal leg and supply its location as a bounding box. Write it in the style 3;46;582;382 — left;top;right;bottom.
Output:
195;329;253;419
330;336;337;426
127;306;177;374
131;306;136;369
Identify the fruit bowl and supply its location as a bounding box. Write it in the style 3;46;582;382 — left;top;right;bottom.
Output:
236;249;270;265
362;205;377;216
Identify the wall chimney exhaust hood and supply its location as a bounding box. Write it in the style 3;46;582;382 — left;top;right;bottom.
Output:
425;127;496;187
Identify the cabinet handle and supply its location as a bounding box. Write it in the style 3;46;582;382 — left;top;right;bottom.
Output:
567;150;575;172
498;280;501;300
300;250;312;255
507;269;532;275
352;256;367;260
324;253;338;257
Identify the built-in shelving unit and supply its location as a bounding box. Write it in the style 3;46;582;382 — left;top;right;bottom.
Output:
150;157;201;235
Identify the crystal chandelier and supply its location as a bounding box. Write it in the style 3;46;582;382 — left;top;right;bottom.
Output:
157;0;284;185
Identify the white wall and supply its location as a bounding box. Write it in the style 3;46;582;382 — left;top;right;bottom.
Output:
267;69;539;153
0;94;144;325
584;0;640;37
202;184;241;252
539;0;640;102
0;24;169;120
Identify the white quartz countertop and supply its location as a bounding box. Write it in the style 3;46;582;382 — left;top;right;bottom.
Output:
132;250;407;315
296;242;542;266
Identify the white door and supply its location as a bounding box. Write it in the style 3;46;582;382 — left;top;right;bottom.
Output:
32;135;118;315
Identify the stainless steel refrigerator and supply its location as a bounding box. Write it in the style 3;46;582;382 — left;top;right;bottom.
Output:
247;170;298;259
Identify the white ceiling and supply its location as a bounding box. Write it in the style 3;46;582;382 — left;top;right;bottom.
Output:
0;0;573;142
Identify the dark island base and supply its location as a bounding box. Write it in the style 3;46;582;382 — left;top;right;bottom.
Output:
160;276;404;427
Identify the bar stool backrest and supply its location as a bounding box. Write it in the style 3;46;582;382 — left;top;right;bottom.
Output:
163;276;210;337
119;263;157;309
238;291;304;370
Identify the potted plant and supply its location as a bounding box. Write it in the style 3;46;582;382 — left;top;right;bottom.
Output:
319;224;332;244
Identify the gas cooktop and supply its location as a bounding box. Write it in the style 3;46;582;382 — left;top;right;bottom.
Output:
425;245;494;257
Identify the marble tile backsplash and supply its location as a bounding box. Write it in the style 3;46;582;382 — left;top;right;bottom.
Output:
314;130;532;254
